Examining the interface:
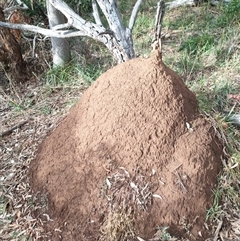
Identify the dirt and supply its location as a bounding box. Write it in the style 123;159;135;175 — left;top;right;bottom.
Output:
29;50;223;241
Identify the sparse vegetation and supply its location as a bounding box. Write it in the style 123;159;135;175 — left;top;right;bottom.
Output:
0;0;240;240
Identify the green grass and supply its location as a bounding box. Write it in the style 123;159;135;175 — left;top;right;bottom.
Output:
190;77;237;112
132;12;155;57
216;0;240;27
206;189;223;221
156;226;173;241
45;61;90;87
179;33;215;55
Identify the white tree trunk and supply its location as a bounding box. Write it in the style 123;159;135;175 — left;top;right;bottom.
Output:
46;0;71;66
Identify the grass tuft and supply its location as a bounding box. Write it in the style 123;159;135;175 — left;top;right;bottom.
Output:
99;206;136;241
216;0;240;27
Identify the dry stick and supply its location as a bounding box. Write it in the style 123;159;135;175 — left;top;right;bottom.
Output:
175;171;187;193
1;120;28;138
213;220;223;241
152;0;165;51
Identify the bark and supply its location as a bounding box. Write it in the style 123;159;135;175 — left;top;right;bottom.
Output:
8;10;31;43
0;7;27;82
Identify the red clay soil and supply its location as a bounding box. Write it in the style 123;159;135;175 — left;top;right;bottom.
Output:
29;50;223;241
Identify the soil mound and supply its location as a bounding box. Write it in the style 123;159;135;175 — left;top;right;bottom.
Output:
29;51;223;240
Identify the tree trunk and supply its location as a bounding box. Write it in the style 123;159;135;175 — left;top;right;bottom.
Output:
96;0;135;61
46;0;71;66
0;7;27;82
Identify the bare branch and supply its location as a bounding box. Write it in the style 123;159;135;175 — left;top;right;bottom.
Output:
15;0;29;9
48;0;108;37
0;21;86;37
3;0;29;14
96;0;135;59
47;0;134;61
2;0;105;39
166;0;195;9
48;0;90;30
128;0;143;31
3;6;28;13
92;0;102;25
52;22;72;30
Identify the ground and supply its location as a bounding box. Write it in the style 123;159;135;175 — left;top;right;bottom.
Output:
1;1;240;241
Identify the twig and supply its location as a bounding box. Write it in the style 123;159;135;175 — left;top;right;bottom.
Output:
213;220;223;241
32;34;37;57
175;171;187;193
4;0;29;14
1;120;28;138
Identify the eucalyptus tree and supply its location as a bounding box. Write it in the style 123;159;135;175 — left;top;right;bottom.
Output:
0;0;143;66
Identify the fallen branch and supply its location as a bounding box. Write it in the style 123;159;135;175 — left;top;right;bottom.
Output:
166;0;196;9
1;120;28;138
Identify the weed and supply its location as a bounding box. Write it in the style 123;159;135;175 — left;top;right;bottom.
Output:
187;68;238;113
38;105;52;115
8;100;25;112
174;50;202;79
79;62;104;83
46;62;80;86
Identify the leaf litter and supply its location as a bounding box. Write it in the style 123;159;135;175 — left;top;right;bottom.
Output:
0;71;86;240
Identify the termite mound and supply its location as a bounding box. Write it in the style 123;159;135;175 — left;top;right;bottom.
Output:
29;50;222;241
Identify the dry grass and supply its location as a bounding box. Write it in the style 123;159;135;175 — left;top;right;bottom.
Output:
99;207;136;241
